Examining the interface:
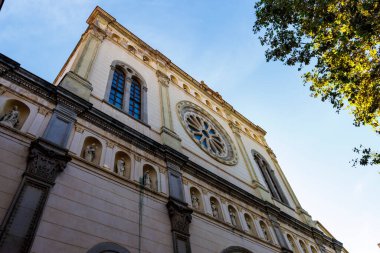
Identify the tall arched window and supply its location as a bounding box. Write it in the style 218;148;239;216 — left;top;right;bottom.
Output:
253;151;289;205
106;62;148;123
108;67;125;109
128;77;141;120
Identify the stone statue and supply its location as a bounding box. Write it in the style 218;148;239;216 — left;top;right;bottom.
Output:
211;201;219;219
191;191;200;209
0;106;20;128
84;143;97;162
143;170;152;189
229;208;237;227
116;158;125;176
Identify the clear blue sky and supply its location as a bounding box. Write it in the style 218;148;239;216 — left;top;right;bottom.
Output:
1;1;379;252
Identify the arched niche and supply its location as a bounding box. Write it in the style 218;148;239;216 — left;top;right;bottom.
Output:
310;245;318;253
142;55;150;63
87;242;130;253
170;75;178;84
227;205;241;229
81;136;103;165
142;164;157;191
287;234;300;253
209;196;223;221
220;246;253;253
205;100;211;107
194;92;201;100
189;187;203;211
0;99;30;130
244;213;257;236
127;45;136;54
114;151;131;178
299;240;309;253
259;220;272;242
183;84;190;93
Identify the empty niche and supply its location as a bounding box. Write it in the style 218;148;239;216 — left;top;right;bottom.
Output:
209;197;223;221
111;34;120;42
286;234;300;253
170;75;178;85
127;45;136;54
244;213;257;236
194;92;201;99
189;187;203;211
0;99;30;130
81;136;102;165
183;84;190;93
205;100;211;107
299;240;308;253
259;220;272;242
142;164;157;191
310;246;318;253
227;205;241;229
114;151;131;178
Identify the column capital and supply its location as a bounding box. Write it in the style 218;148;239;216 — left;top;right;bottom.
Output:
166;198;193;236
156;70;170;87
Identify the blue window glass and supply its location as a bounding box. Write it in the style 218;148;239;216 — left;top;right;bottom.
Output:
129;78;142;120
108;67;125;109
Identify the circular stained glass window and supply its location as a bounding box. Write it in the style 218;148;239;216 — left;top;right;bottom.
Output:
177;101;238;165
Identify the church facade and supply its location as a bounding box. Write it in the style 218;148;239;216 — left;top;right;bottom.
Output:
0;6;345;253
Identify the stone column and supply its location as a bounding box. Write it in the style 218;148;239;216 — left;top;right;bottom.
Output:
69;125;85;155
133;154;142;182
156;70;182;151
103;141;115;171
159;167;168;195
182;179;191;206
220;198;230;224
0;139;71;253
228;122;272;201
237;207;249;232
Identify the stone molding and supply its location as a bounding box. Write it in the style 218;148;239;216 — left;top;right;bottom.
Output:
166;198;193;236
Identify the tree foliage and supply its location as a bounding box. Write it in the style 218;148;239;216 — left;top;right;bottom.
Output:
253;0;380;165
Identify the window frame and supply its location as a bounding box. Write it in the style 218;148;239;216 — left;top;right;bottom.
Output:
105;61;148;123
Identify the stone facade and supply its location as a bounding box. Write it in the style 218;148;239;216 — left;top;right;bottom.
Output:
0;6;346;253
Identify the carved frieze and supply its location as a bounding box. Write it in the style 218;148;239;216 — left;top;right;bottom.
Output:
25;139;71;185
167;198;193;236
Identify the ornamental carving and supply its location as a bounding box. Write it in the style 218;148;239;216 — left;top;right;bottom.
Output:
167;198;193;235
25;139;71;185
177;101;238;165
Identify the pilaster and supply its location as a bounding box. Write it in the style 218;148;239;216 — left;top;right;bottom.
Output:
0;138;71;253
228;121;272;201
156;70;182;151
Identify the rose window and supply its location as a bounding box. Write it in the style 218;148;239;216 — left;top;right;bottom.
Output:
177;101;238;165
185;112;227;157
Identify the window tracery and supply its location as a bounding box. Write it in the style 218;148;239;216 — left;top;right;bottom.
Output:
177;101;238;165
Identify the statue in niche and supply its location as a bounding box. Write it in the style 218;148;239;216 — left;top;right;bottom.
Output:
260;222;270;241
143;170;152;189
116;158;126;176
229;208;237;227
210;200;219;219
0;105;20;128
191;190;200;209
84;143;97;163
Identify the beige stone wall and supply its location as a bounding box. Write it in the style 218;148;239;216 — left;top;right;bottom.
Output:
31;162;173;253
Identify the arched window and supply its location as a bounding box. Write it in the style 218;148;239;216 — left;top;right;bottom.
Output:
128;77;141;120
253;151;288;205
87;242;130;253
109;67;125;109
106;62;148;123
